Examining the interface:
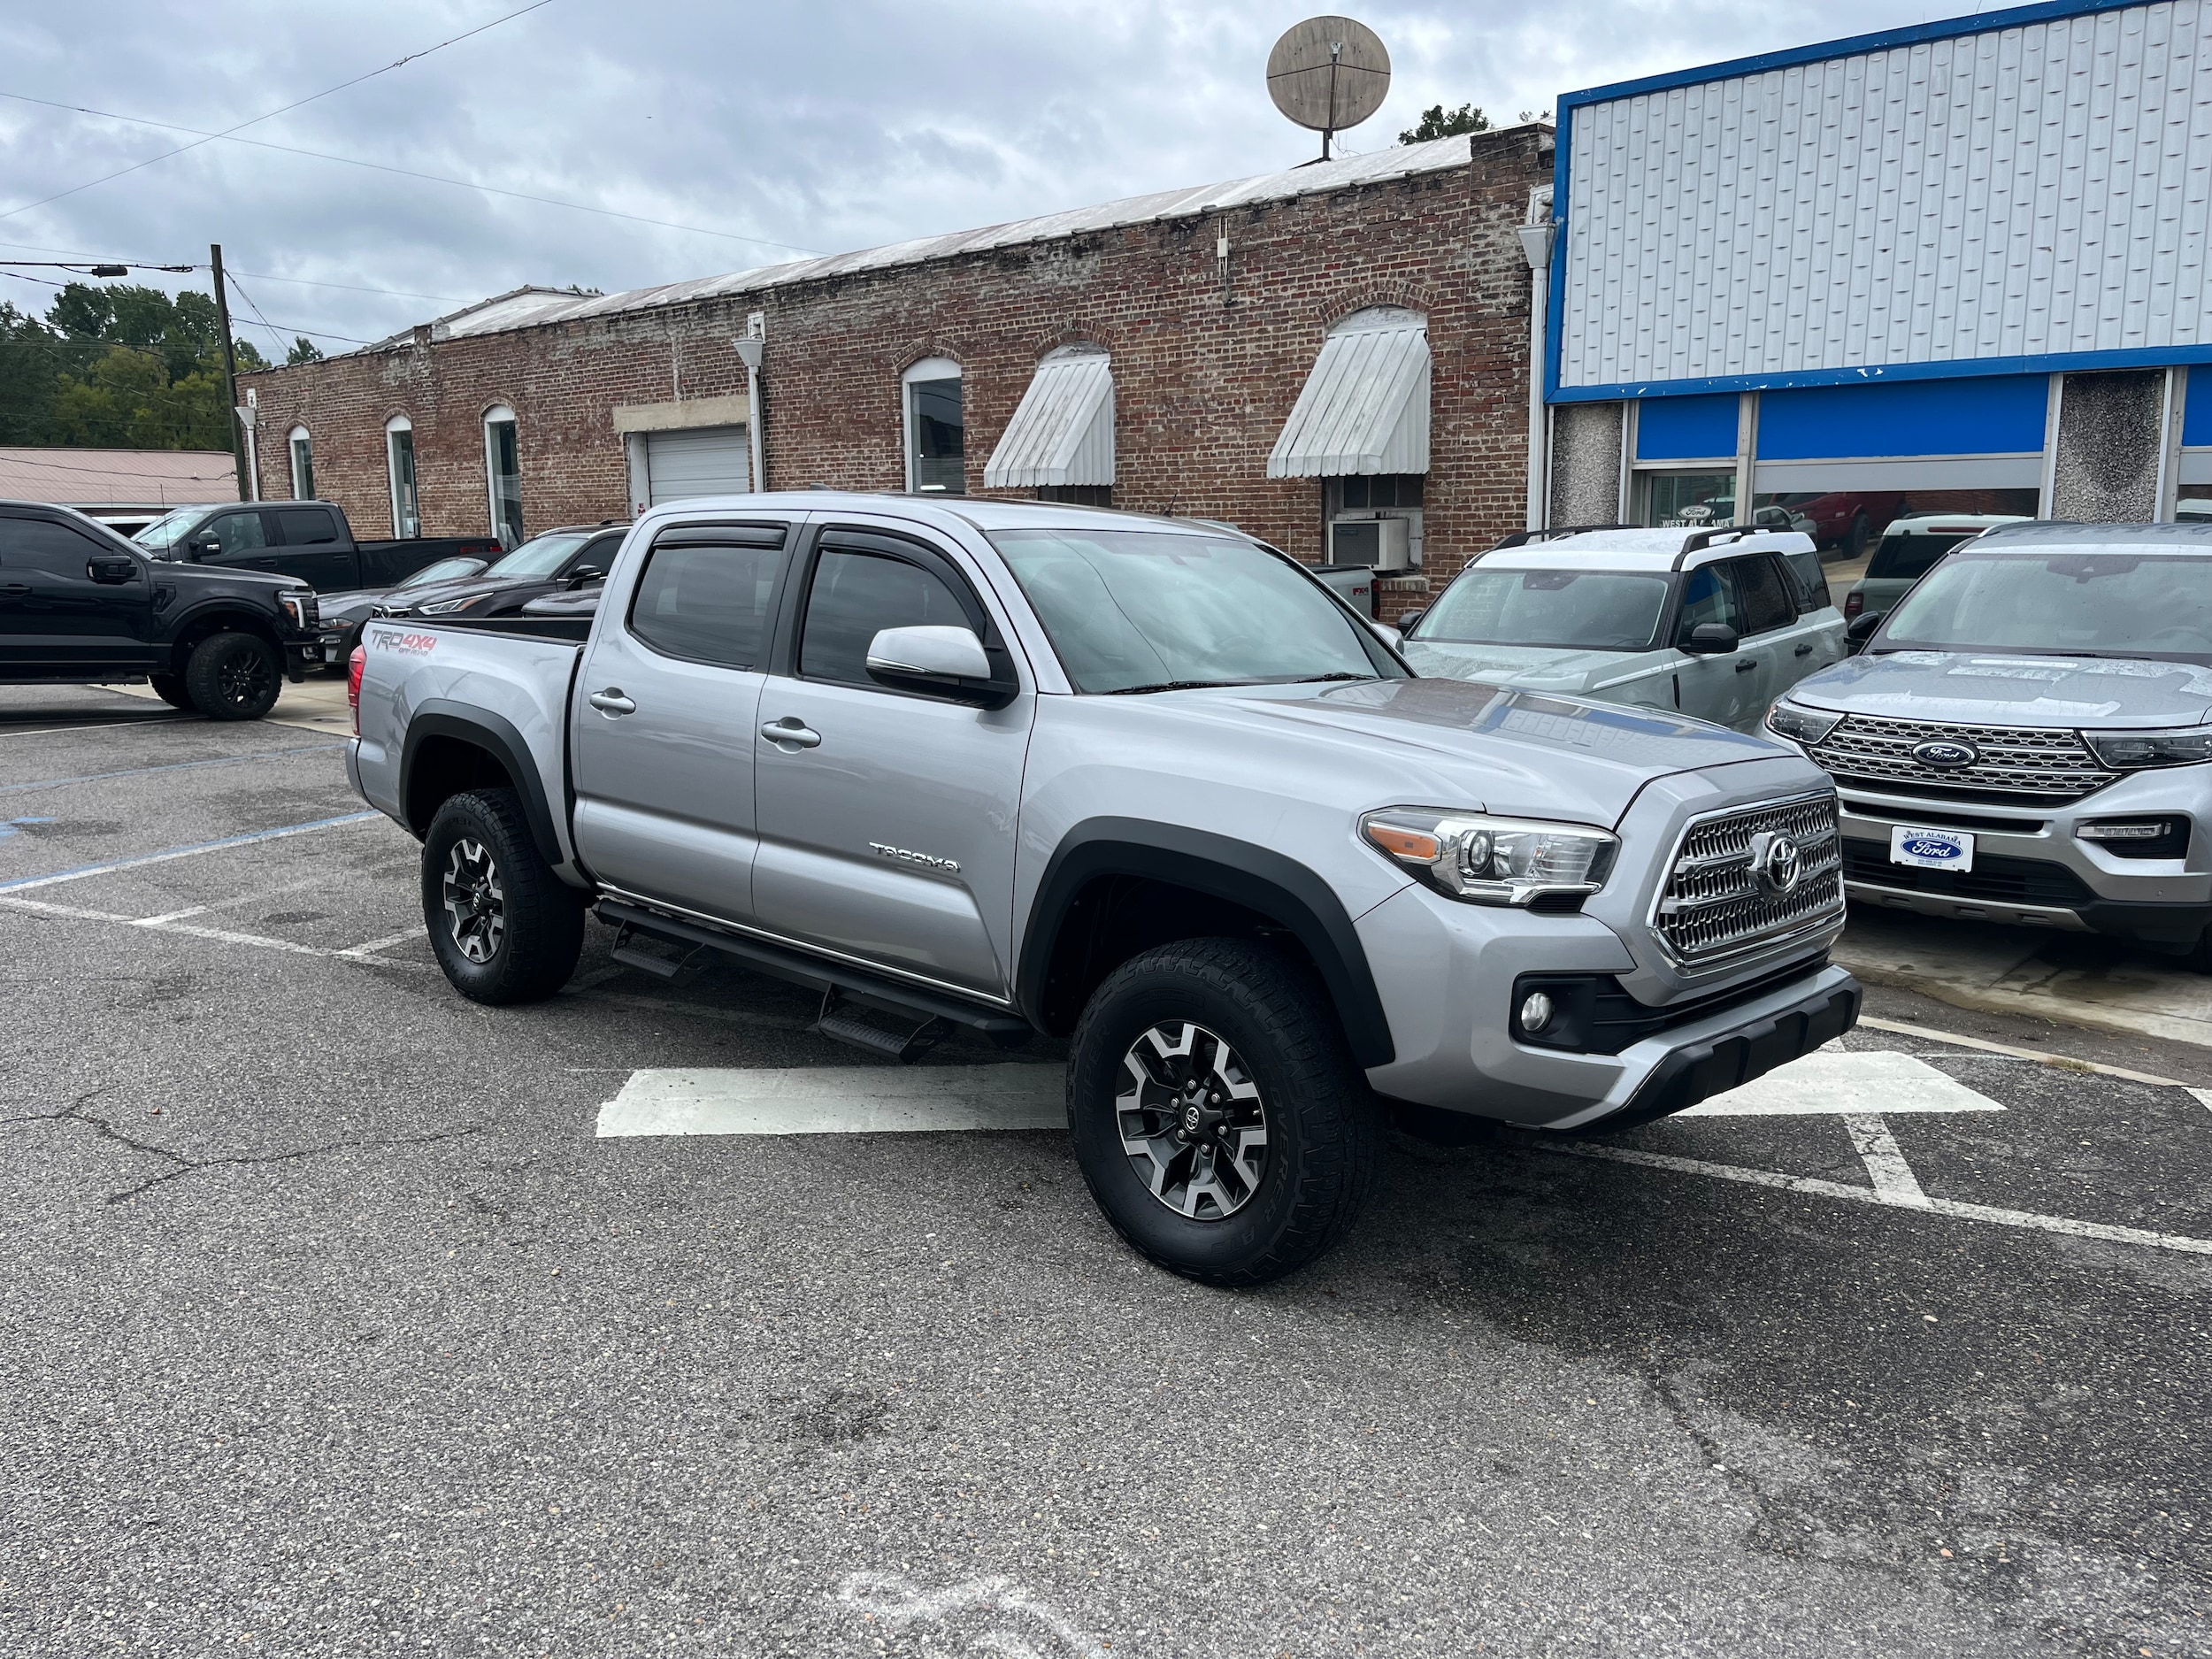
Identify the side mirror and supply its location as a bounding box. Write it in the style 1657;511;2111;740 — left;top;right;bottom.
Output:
1753;505;1790;528
188;537;220;559
1681;622;1740;656
1395;608;1426;633
866;624;998;700
87;556;138;585
565;565;605;588
1846;611;1885;651
1367;620;1402;649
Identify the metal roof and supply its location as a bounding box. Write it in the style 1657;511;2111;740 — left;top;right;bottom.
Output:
1266;309;1431;479
357;132;1510;353
981;348;1114;489
0;447;237;507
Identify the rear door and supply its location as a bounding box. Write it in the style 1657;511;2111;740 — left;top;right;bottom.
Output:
749;523;1033;996
1668;560;1757;728
0;512;156;671
1770;549;1847;691
569;517;797;923
1725;552;1805;724
268;504;358;590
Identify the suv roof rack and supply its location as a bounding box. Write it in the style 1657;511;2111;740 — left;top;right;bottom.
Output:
1488;524;1630;550
1674;525;1770;568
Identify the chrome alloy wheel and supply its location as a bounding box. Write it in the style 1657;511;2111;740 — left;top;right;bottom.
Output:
1116;1020;1269;1220
442;837;505;963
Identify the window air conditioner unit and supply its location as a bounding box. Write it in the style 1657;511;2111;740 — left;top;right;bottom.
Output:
1329;516;1411;572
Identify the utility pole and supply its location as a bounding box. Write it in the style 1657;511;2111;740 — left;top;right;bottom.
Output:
211;242;249;502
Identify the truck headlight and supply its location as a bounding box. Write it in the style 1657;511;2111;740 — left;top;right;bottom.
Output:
417;593;488;616
1765;698;1844;745
276;589;319;631
2080;726;2212;770
1361;808;1617;906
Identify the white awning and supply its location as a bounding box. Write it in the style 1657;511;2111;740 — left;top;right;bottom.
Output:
1267;310;1430;479
983;348;1114;488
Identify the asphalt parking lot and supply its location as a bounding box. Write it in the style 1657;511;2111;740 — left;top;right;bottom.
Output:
2;684;2208;1658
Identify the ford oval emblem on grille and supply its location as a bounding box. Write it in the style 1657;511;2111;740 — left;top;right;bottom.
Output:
1747;831;1804;895
1911;738;1980;769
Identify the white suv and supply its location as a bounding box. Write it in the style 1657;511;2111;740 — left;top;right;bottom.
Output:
1398;527;1848;732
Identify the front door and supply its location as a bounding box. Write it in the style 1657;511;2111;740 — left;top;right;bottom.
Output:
0;512;155;671
750;526;1033;996
1670;560;1762;729
569;518;797;922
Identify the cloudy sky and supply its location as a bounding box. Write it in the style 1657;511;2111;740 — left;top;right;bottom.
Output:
2;0;1939;350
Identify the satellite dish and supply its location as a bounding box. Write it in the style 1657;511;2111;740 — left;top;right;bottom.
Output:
1267;16;1392;160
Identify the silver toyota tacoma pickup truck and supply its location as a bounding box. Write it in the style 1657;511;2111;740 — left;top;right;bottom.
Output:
1770;519;2212;966
349;495;1860;1284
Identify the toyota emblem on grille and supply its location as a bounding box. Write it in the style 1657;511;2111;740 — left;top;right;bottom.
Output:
1911;738;1980;769
1747;831;1804;895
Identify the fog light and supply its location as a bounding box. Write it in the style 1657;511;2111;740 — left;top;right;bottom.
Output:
1518;991;1555;1033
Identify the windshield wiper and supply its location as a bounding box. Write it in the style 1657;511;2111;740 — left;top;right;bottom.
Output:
1102;680;1255;695
1290;672;1379;684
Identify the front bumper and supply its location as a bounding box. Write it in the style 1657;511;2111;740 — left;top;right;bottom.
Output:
1835;778;2212;945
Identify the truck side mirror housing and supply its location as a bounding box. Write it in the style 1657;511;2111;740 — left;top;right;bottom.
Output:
1395;608;1425;632
565;565;605;588
87;556;138;585
188;536;220;559
1846;611;1885;651
866;624;1012;706
1681;622;1740;656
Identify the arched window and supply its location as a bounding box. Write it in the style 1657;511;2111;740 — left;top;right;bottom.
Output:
385;414;419;538
902;357;964;494
483;403;523;546
288;426;315;500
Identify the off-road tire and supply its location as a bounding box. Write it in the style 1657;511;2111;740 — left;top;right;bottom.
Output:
1067;937;1379;1286
181;631;280;720
422;787;586;1005
148;673;196;711
1844;511;1871;561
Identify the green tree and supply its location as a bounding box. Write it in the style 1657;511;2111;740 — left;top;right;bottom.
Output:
286;335;324;365
1400;103;1490;143
0;303;62;444
9;281;275;450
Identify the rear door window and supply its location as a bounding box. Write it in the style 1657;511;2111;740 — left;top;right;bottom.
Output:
273;506;342;545
626;527;788;669
1731;554;1798;636
1779;549;1831;613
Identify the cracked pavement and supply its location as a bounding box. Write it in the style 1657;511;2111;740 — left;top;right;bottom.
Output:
1;684;2208;1658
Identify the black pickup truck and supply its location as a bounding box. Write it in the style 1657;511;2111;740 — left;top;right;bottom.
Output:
2;500;321;720
133;501;501;593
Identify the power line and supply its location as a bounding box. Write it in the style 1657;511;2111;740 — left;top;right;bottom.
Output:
0;0;558;223
0;452;238;481
0;92;821;257
0;239;471;304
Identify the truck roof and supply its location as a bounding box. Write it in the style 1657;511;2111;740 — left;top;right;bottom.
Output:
640;490;1233;539
1970;520;2212;555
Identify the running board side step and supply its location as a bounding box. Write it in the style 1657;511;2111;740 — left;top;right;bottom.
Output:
593;899;1035;1051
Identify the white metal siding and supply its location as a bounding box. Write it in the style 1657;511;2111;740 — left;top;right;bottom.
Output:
643;426;749;502
982;350;1114;488
1268;313;1432;478
1558;1;2212;391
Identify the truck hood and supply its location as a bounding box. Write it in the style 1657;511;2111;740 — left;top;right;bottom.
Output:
1400;640;1635;687
1792;649;2212;729
1160;677;1786;825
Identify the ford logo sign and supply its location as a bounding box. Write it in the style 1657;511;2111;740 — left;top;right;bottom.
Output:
1911;739;1980;769
1901;833;1962;859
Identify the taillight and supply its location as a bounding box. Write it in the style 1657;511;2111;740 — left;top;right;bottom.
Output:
348;644;365;734
1843;591;1863;619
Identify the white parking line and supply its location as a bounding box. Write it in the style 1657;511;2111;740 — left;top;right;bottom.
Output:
1858;1015;2190;1088
0;892;431;969
595;1064;1064;1138
2189;1088;2212;1116
0;810;379;893
1682;1050;2004;1116
336;928;423;960
1843;1113;1931;1204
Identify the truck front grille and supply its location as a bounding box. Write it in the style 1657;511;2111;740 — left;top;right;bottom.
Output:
1653;793;1845;966
1809;715;2116;805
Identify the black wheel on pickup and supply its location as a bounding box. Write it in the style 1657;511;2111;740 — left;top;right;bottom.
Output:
1067;937;1379;1286
421;787;586;1004
148;673;196;712
182;631;280;720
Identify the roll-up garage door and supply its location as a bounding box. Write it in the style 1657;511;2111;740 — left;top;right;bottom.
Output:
644;426;749;503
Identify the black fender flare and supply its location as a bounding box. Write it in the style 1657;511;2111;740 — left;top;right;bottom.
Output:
400;703;565;869
1017;818;1395;1068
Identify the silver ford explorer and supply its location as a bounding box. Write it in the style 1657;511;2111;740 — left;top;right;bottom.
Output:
1769;520;2212;967
349;495;1860;1284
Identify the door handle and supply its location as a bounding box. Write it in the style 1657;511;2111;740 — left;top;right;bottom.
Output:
1793;642;1814;657
588;688;636;716
1734;657;1758;673
760;717;821;749
0;582;30;597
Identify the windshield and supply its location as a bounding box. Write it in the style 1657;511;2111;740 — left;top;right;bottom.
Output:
1411;568;1671;651
1881;554;2212;662
134;506;218;553
484;531;590;580
989;528;1399;693
400;556;485;588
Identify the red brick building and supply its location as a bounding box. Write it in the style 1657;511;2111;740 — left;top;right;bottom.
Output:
241;127;1552;596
